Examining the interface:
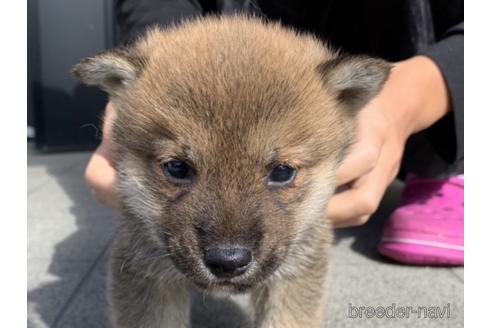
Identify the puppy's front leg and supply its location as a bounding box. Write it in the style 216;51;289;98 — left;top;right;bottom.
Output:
109;268;190;328
252;257;329;328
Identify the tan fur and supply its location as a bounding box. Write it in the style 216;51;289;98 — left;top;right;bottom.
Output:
73;15;390;328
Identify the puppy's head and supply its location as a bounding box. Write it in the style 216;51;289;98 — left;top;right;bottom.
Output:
73;17;390;293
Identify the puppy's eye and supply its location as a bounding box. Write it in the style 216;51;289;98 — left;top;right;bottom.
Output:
267;164;296;186
161;160;193;182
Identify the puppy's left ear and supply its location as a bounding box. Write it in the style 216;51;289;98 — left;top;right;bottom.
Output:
318;55;392;113
71;48;145;95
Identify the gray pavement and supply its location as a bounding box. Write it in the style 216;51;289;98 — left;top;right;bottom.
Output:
27;144;463;327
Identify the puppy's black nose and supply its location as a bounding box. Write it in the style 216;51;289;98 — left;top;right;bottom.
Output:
204;247;252;278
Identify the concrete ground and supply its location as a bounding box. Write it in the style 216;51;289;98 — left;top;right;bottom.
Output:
27;144;463;328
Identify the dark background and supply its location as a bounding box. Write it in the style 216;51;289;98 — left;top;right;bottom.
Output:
28;0;115;152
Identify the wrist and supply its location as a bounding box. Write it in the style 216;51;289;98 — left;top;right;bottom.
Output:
385;56;450;136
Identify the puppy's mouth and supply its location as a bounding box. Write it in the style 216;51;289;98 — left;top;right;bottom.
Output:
168;241;286;294
197;254;284;294
194;279;255;294
195;261;260;294
172;256;281;294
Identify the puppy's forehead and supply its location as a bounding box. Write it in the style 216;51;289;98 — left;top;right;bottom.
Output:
129;17;334;115
120;17;347;160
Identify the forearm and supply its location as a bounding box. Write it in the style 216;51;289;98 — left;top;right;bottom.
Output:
380;56;451;140
417;23;464;165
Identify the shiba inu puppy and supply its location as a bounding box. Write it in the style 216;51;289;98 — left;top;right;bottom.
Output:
73;16;390;328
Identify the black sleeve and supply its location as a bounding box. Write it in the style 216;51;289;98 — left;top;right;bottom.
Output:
115;0;208;45
419;19;463;169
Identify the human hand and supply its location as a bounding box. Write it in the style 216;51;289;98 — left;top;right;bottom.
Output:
85;102;119;209
327;56;450;228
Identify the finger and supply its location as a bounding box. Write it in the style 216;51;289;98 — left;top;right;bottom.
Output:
85;150;119;208
333;215;371;229
327;176;381;227
328;142;398;227
335;112;385;186
335;142;380;186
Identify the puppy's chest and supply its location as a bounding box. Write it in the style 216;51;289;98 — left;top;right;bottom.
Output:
190;288;255;324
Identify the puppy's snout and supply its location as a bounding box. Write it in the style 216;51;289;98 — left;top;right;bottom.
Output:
204;247;252;278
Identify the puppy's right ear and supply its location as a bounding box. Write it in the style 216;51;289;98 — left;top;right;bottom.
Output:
318;55;391;114
71;49;144;95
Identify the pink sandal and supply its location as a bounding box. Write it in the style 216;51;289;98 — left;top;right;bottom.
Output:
378;174;464;265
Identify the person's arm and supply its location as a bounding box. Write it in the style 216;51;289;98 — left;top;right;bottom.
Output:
327;21;463;227
326;56;451;227
418;22;464;167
